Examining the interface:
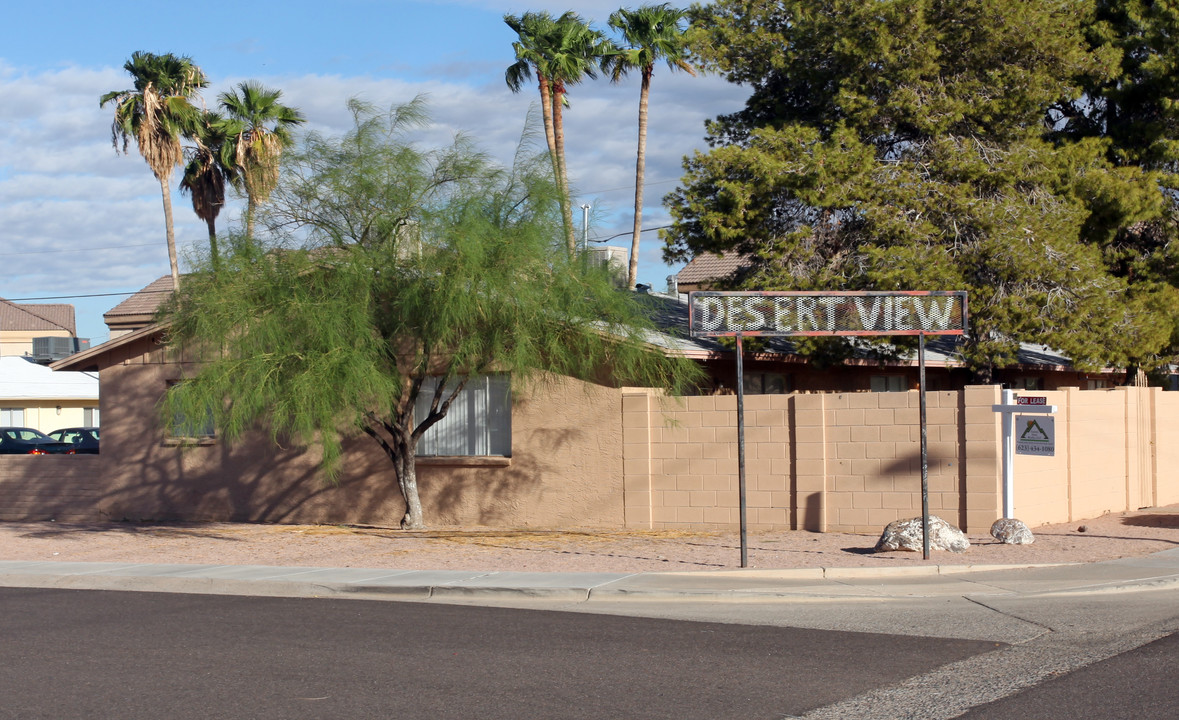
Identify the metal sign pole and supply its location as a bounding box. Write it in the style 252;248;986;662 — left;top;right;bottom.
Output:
736;333;748;568
687;290;968;567
919;332;930;560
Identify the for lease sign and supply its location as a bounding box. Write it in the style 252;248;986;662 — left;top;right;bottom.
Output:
689;291;968;338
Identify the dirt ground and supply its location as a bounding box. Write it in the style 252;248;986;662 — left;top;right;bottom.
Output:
2;506;1178;574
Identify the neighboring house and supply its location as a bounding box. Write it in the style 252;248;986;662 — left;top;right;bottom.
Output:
0;356;99;432
102;276;175;339
671;250;754;293
0;298;82;360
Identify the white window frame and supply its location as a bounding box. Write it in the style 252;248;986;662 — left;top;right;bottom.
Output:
0;408;25;426
415;374;511;457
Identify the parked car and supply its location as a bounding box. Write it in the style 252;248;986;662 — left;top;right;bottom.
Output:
47;427;100;455
0;427;75;455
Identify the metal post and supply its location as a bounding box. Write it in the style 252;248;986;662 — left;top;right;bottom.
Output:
580;204;591;252
736;333;748;568
1001;388;1014;518
920;332;930;560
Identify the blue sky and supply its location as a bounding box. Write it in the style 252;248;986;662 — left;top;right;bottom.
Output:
0;1;746;344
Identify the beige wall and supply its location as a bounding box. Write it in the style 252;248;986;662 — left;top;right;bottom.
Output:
0;345;626;527
0;329;72;358
3;339;1179;533
1;400;96;434
623;385;1179;533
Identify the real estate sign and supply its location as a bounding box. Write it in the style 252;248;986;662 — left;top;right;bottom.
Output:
689;291;968;338
1016;415;1056;457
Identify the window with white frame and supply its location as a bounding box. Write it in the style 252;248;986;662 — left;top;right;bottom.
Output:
0;408;25;426
84;407;100;426
415;374;511;457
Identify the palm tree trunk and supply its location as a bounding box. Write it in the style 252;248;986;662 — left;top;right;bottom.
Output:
159;175;181;291
537;74;562;201
551;84;577;256
206;216;220;271
246;195;257;239
627;68;653;290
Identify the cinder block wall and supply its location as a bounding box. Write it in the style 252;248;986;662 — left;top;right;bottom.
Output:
624;386;999;533
625;385;1179;533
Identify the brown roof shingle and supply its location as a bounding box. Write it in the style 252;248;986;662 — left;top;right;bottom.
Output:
0;299;76;334
675;251;753;287
103;276;175;322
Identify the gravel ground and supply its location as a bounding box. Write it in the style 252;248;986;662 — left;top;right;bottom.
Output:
1;506;1177;574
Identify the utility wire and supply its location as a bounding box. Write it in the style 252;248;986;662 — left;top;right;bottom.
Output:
1;290;170;302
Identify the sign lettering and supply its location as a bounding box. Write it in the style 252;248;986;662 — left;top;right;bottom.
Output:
690;291;968;338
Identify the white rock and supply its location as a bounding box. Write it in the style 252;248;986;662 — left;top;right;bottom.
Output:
990;518;1035;545
875;516;970;553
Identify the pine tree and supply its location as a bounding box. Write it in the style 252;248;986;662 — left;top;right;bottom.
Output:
665;0;1175;378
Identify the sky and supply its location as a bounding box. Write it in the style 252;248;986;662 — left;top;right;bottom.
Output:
0;0;747;346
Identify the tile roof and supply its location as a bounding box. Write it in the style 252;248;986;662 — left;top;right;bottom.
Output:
0;299;75;334
674;251;753;287
103;276;175;322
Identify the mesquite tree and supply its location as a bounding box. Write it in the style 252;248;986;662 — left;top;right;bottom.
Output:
161;99;701;529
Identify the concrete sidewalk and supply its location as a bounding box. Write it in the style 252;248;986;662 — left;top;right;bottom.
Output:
3;546;1178;604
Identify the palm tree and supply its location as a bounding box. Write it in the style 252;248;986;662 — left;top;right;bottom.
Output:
218;81;305;238
506;12;613;255
608;4;696;289
506;11;563;195
179;110;241;269
101;51;208;290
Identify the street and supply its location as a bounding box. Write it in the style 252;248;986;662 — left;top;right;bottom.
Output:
0;587;994;720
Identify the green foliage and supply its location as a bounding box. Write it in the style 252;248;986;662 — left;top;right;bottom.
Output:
162;100;701;526
667;0;1178;376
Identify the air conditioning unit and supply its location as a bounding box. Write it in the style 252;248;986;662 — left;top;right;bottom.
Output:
31;337;90;364
589;246;628;285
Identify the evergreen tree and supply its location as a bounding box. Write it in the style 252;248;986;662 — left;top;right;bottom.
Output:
665;0;1175;378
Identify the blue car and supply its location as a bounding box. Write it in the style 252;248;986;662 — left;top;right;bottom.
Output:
48;427;100;455
0;427;75;455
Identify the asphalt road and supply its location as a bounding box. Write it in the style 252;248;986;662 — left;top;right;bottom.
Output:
0;587;997;720
959;631;1179;720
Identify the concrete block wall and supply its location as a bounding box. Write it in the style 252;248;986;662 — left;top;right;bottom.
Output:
627;386;999;533
626;384;1179;534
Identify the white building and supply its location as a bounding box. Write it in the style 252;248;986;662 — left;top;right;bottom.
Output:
0;356;99;432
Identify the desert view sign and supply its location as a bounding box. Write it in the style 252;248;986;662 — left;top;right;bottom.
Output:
689;291;968;338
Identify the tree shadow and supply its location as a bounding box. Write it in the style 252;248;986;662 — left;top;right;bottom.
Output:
1121;513;1179;529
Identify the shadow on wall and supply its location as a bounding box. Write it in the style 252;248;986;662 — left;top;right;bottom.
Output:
420;426;581;527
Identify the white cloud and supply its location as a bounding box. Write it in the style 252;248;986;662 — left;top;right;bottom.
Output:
0;55;748;342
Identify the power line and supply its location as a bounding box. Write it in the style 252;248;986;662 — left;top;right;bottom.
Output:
2;290;171;302
592;224;672;243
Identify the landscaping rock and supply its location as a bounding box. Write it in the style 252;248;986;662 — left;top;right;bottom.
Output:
875;516;970;553
990;518;1035;545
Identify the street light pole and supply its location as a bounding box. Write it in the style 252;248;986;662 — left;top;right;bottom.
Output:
580;204;591;253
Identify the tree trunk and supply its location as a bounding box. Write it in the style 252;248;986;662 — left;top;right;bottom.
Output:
537;74;561;204
206;216;220;271
627;68;653;290
159;175;181;291
396;442;425;530
246;195;257;240
551;84;577;256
